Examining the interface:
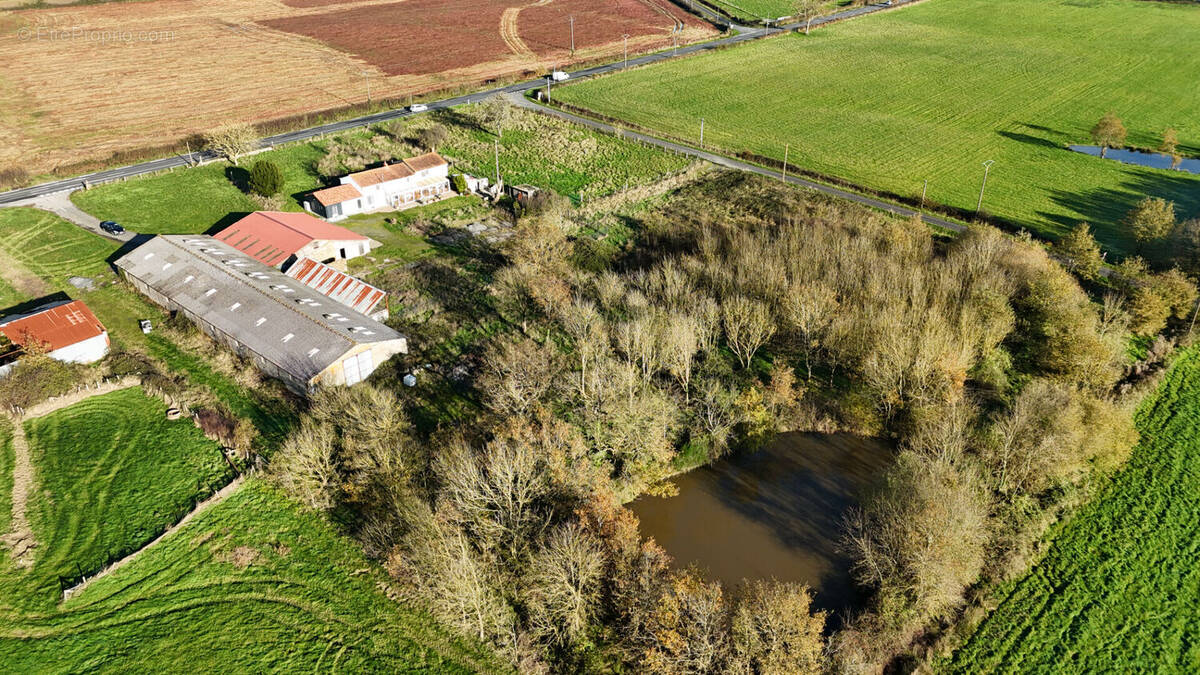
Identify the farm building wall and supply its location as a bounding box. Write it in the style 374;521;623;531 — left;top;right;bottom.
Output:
312;338;407;388
47;332;109;365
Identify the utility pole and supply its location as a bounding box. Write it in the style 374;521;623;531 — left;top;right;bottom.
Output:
699;117;704;148
546;76;551;104
569;16;575;55
921;179;928;207
782;143;789;183
623;34;629;69
976;159;994;215
363;71;372;106
494;140;500;185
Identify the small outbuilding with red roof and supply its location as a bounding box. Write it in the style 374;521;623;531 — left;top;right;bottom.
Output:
213;211;378;269
0;298;109;376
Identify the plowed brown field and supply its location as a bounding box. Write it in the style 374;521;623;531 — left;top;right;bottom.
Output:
0;0;714;179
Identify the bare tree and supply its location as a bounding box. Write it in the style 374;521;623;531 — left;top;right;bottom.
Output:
793;0;822;35
476;96;516;139
780;282;837;379
721;295;776;368
843;452;988;620
477;337;564;415
524;523;605;648
203;122;258;165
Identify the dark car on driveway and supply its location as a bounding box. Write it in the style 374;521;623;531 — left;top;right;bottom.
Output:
99;220;125;234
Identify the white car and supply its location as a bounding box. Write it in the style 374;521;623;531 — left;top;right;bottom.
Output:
550;71;570;82
409;103;428;113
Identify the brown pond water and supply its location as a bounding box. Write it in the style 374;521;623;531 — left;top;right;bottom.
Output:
630;432;893;618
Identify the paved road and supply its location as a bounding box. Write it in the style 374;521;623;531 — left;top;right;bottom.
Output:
0;0;917;205
508;93;965;233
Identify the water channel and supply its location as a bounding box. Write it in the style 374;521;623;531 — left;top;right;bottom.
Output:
630;432;894;619
1068;145;1200;175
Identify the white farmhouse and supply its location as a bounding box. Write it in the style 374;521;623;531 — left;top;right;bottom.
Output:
309;152;452;221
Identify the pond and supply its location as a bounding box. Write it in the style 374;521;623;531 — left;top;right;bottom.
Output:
630;432;894;619
1069;145;1200;175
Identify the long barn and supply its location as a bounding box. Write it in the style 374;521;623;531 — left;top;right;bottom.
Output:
115;235;407;393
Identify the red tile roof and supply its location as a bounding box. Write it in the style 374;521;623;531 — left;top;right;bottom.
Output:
311;183;362;206
284;258;387;317
348;163;413;188
402;151;447;173
345;152;447;188
214;212;367;267
0;299;106;353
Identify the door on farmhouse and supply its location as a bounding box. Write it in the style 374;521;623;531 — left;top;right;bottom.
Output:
342;350;375;386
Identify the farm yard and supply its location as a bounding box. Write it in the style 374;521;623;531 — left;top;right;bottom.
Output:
0;479;500;673
945;348;1200;673
0;0;715;182
554;0;1200;255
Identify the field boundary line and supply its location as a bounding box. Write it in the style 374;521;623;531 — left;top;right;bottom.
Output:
61;474;246;602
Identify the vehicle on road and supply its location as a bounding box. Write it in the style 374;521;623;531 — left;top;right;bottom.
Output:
99;220;125;234
551;70;570;82
409;103;428;113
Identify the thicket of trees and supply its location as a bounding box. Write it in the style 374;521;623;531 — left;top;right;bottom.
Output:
271;173;1191;672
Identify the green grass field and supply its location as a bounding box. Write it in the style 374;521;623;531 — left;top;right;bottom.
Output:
20;387;231;592
71;143;327;235
440;104;694;203
0;479;501;673
555;0;1200;255
944;348;1200;673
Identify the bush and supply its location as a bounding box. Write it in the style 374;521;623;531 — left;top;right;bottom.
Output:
247;159;284;197
451;173;469;193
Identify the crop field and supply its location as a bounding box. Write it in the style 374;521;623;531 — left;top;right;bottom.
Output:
554;0;1200;255
0;0;715;180
945;348;1200;673
0;479;501;672
20;387;231;592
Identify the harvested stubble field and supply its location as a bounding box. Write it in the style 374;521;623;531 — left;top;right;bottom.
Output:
556;0;1200;255
945;348;1200;673
0;0;715;179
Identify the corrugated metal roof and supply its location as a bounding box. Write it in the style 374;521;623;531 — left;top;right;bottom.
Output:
114;235;406;385
214;212;368;267
0;299;106;353
311;183;362;206
284;258;387;317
